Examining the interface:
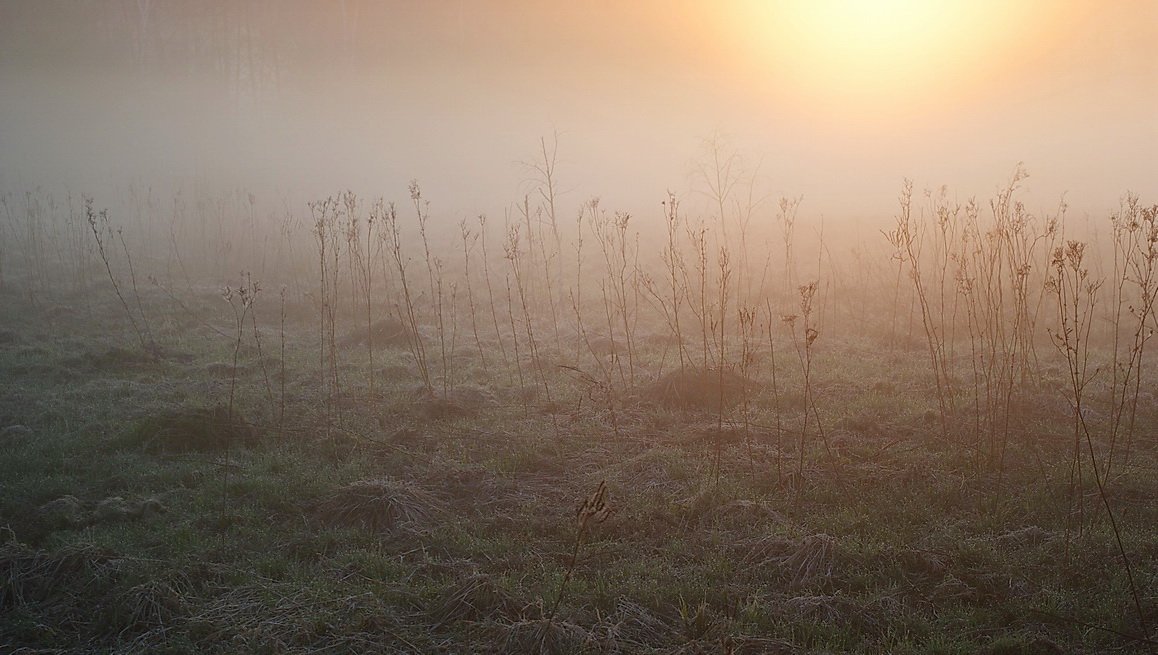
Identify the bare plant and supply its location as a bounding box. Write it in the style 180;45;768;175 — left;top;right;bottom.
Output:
85;198;154;354
785;281;835;492
412;182;451;398
589;204;639;386
1047;240;1148;642
380;200;433;394
477;214;510;370
1105;198;1158;476
460;219;488;373
547;480;612;623
766;302;785;485
221;273;259;541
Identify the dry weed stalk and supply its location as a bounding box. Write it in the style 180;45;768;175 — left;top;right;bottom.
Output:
766;302;785;485
712;246;733;487
1047;240;1149;644
85;198;155;354
785;281;836;491
588;202;639;386
738;306;758;474
478;213;511;370
547;480;612;623
1047;240;1100;546
779;196;802;296
957;169;1058;477
1105;198;1158;476
510;206;558;432
890;180;953;436
460;218;488;373
412;182;451;397
380;199;433;394
222;273;259;541
526;134;565;354
559;364;619;439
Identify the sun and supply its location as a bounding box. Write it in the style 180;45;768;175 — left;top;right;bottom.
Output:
726;0;1052;119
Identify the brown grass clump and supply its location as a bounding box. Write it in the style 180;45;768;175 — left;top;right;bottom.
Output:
602;598;674;648
476;617;588;655
783;594;886;636
412;385;496;419
895;549;948;584
780;534;838;588
38;495;166;530
67;345;160;372
702;499;788;530
738;533;838;589
0;424;33;448
108;577;189;636
0;540;121;608
636;367;751;411
37;496;87;529
339;318;416;349
429;574;526;628
991;526;1052;549
92;496;166;523
122;405;256;453
313;477;440;533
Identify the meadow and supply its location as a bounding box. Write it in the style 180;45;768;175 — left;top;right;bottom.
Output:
1;160;1156;653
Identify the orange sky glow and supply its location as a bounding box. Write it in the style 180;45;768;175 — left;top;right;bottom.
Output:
0;1;1154;221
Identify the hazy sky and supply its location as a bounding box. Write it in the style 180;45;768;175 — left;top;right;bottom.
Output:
1;0;1155;222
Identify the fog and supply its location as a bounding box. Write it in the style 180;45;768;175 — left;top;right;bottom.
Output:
1;0;1156;224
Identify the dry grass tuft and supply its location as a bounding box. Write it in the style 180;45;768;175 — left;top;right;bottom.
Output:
429;573;525;628
339;318;416;349
38;495;166;530
991;526;1052;548
0;329;22;346
313;477;440;533
781;534;838;588
66;345;167;371
0;540;121;608
703;499;788;529
738;533;838;589
122;405;256;453
37;496;87;529
111;576;189;635
0;424;33;445
412;385;496;419
896;549;948;583
603;598;673;647
477;617;588;655
636;367;751;411
783;594;885;635
92;496;167;523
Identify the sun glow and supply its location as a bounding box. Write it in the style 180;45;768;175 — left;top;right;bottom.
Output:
729;0;1061;120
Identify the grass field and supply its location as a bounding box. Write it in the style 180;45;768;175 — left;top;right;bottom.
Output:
1;185;1156;654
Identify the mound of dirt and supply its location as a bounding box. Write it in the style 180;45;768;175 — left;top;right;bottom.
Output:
37;496;87;529
38;495;167;529
313;477;440;533
339;319;416;349
635;367;753;411
66;346;159;372
430;574;526;627
0;424;33;446
0;541;122;606
123;405;257;453
92;497;167;523
412;385;496;419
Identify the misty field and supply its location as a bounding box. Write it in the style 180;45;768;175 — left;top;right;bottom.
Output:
1;168;1156;654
